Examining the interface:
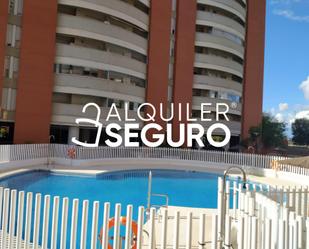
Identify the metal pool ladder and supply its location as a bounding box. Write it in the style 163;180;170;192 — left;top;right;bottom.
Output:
146;171;169;219
220;166;247;245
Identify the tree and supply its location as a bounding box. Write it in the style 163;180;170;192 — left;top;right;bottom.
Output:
247;114;287;149
261;114;286;148
292;118;309;146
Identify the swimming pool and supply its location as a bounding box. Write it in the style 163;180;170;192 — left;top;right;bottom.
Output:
0;169;247;248
1;169;223;210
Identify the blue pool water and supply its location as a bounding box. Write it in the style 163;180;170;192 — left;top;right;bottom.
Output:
1;169;223;210
0;169;244;248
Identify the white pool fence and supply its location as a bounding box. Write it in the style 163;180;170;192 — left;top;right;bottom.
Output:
218;178;309;249
0;144;308;176
0;178;308;249
0;144;309;248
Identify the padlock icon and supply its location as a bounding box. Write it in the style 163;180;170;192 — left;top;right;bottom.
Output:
72;103;103;147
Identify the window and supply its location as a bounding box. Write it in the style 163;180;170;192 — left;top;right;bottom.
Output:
4;57;19;79
228;94;241;103
6;25;21;48
12;57;19;79
218;92;228;100
50;125;69;144
129;102;134;111
8;0;15;14
3;56;10;78
52;93;72;104
209;91;218;99
107;99;124;108
6;24;13;46
8;0;23;15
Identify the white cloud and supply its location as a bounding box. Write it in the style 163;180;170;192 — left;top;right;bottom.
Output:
273;9;309;22
269;105;309;137
279;103;289;111
275;113;285;122
299;76;309;100
295;110;309;119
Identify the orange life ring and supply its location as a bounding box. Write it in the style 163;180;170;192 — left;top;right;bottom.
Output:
67;148;76;159
99;217;138;249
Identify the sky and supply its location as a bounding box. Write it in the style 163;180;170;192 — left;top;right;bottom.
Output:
263;0;309;135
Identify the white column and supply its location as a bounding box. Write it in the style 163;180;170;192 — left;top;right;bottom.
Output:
68;127;79;144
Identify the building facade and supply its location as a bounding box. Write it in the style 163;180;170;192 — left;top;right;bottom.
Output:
0;0;266;147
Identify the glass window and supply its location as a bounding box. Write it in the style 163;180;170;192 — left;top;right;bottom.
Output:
17;0;23;15
129;102;134;111
8;0;15;14
5;24;13;46
209;91;218;99
12;57;19;79
3;56;10;78
8;0;23;15
228;94;241;103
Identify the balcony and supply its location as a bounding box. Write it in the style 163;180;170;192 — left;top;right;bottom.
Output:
196;10;245;40
51;103;143;127
57;14;148;55
193;75;242;94
195;32;244;59
55;44;146;79
192;96;242;114
58;0;148;30
195;53;243;78
54;74;145;103
197;0;246;21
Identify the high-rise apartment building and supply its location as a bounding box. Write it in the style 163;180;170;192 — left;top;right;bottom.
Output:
0;0;265;147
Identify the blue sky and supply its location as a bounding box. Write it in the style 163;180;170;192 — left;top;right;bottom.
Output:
264;0;309;131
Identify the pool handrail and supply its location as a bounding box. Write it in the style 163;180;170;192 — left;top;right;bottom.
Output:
220;166;247;244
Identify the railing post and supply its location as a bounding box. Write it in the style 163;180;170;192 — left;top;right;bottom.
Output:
264;219;272;249
16;191;25;249
60;197;69;249
196;213;205;249
149;208;156;249
42;195;51;249
136;206;145;249
211;214;218;249
8;189;17;249
217;177;224;240
223;215;231;249
70;199;79;249
25;192;33;249
51;196;60;249
101;202;111;249
125;205;133;249
186;212;193;249
306;218;309;249
237;216;244;249
80;200;89;249
173;211;180;249
113;204;121;249
160;208;168;249
1;188;9;248
251;217;258;249
90;201;100;249
278;219;286;249
33;193;42;249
